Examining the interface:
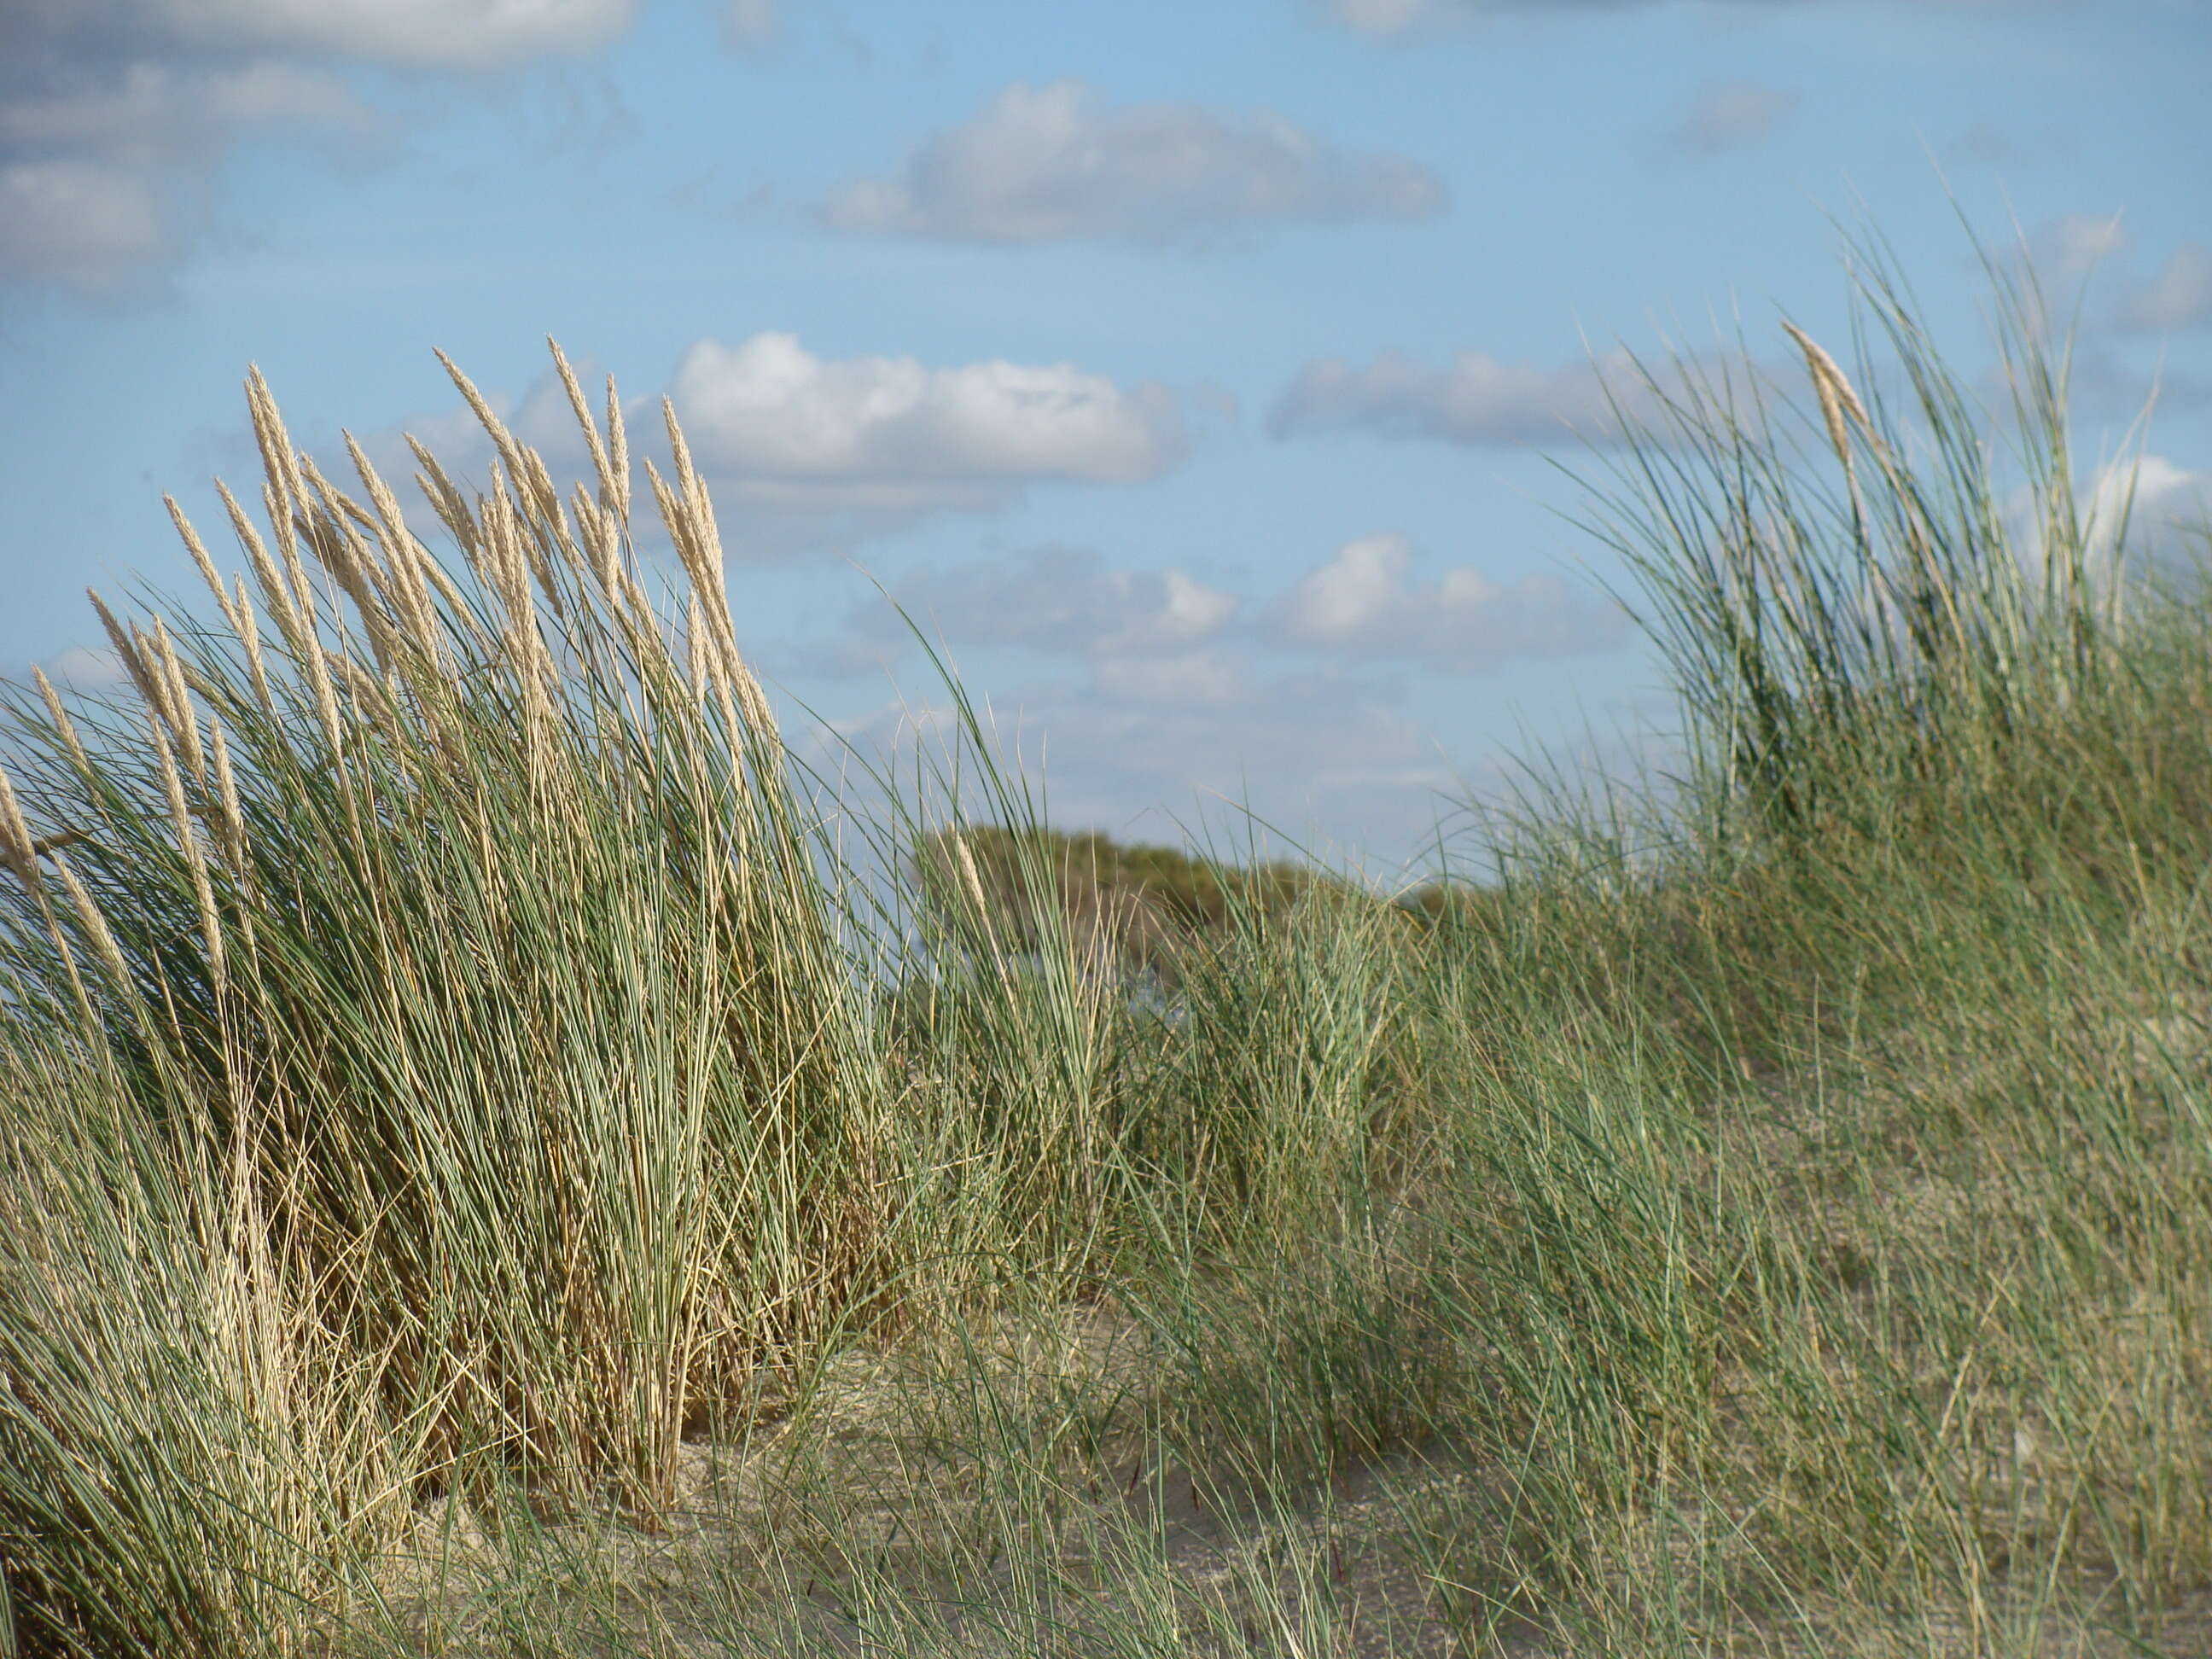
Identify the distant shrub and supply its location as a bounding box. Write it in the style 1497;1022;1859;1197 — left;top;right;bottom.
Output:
909;824;1416;987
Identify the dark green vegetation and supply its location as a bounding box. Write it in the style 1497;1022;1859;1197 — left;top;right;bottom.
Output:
4;240;2210;1656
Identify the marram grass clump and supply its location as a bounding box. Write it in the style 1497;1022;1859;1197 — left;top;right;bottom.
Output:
0;347;903;1652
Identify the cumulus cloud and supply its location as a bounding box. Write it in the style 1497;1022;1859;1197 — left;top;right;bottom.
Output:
817;79;1443;246
1268;346;1666;449
1;0;637;295
818;545;1237;675
1668;83;1796;154
2112;245;2212;334
665;332;1192;546
670;332;1188;486
1260;533;1627;668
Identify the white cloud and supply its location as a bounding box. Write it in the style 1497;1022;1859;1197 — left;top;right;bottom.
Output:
1668;83;1796;154
1260;533;1627;668
817;79;1443;246
2113;245;2212;334
1;0;637;295
667;333;1191;538
821;546;1237;675
1269;346;1664;449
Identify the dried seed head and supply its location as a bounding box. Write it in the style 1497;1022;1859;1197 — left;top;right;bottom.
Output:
1780;318;1868;474
246;366;308;526
436;348;530;489
686;595;710;700
167;495;243;634
550;339;618;518
0;766;38;892
210;716;247;871
32;667;91;777
604;375;631;524
54;853;131;988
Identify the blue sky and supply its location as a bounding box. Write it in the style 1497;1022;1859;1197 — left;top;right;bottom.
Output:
3;0;2207;871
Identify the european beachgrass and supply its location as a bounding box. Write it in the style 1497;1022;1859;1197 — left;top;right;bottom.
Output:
3;228;2210;1656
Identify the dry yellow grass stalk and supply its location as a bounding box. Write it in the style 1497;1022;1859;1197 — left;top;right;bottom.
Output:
344;434;439;646
294;456;399;661
1780;316;1877;554
0;767;38;894
259;473;314;625
87;590;163;729
604;377;631;521
208;716;246;872
686;594;711;701
150;620;207;789
213;479;298;648
434;350;529;498
31;667;91;778
167;492;245;637
550;340;618;518
50;852;130;989
149;718;225;997
230;575;275;718
246;368;305;504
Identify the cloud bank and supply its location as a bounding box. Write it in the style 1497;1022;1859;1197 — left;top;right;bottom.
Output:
813;533;1638;869
818;79;1444;246
803;533;1624;681
821;545;1238;675
1;0;639;295
1269;346;1664;449
1258;533;1627;667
